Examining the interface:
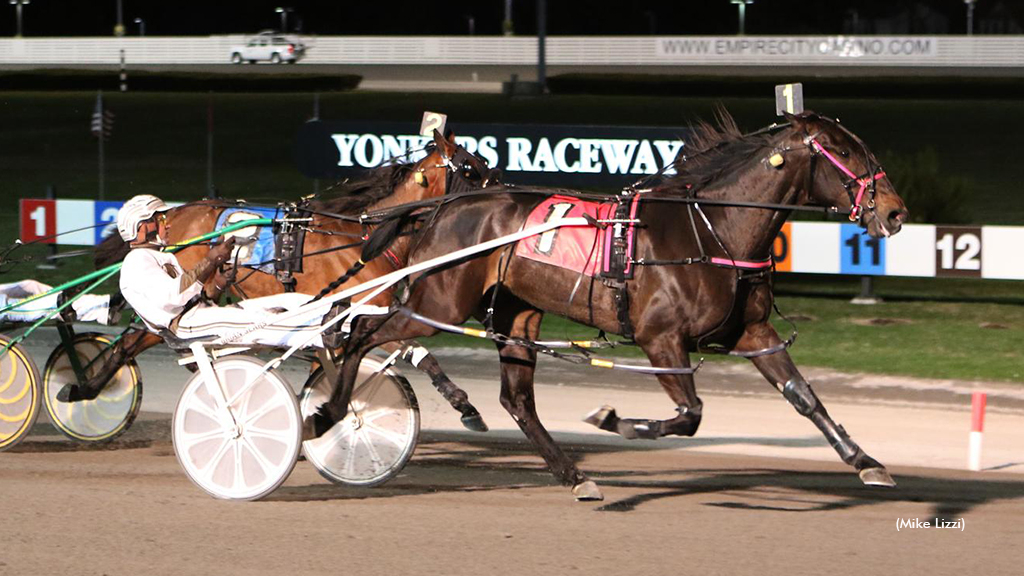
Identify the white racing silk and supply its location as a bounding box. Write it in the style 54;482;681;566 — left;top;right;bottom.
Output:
119;247;386;349
0;280;111;325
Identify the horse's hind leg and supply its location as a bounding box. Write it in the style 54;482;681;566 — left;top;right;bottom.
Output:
310;311;438;437
57;329;161;402
492;303;602;501
585;331;704;440
737;321;896;487
380;339;488;432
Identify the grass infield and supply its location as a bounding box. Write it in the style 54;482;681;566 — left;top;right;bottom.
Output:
419;293;1023;383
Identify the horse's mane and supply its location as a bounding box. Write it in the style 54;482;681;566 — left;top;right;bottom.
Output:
658;108;777;196
313;158;418;214
94;232;130;270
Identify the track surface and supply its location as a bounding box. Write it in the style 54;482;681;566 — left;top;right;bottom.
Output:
3;429;1023;575
3;332;1023;574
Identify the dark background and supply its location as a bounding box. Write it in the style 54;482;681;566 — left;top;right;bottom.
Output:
3;0;1022;37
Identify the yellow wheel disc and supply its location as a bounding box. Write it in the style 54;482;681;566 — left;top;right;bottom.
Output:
0;335;42;452
42;333;142;443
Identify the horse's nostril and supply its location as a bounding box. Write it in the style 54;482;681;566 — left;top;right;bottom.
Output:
889;210;908;225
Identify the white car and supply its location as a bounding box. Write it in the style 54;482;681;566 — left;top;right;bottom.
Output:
231;32;306;64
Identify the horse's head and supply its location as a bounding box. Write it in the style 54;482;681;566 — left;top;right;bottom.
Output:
415;129;502;197
782;111;908;238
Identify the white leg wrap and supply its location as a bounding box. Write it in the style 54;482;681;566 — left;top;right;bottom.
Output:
406;345;430;367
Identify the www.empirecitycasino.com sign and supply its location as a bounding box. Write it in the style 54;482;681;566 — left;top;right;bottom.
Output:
294;121;691;188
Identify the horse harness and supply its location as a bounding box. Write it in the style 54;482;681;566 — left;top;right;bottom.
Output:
598;194;642;341
616;126;887;356
807;136;887;226
439;145;502;196
764;126;888;226
272;203;310;292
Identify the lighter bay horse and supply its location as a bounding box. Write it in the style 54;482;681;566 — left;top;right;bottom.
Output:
69;130;500;431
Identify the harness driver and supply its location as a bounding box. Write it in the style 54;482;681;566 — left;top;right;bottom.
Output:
115;195;331;349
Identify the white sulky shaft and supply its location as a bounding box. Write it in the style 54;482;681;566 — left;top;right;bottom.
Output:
199;216;592;385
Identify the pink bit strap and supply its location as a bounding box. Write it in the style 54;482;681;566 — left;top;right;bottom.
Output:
709;256;772;270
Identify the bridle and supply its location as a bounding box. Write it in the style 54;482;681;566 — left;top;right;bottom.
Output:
804;132;887;225
421;142;502;196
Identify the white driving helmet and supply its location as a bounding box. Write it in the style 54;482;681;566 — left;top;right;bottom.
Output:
116;194;171;242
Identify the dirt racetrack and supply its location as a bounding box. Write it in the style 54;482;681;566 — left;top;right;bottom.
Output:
3;418;1023;576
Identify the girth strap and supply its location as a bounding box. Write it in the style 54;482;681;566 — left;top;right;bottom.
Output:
599;195;641;341
600;196;640;281
613;282;634;341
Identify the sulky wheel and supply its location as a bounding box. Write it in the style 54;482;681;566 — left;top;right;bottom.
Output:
0;335;42;452
42;333;142;443
300;356;420;487
173;356;301;501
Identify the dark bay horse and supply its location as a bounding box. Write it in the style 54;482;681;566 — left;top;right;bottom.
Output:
69;130;499;431
315;111;909;500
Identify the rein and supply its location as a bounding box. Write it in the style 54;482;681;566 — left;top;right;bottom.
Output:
1;221;111;273
351;187;852;229
0;218;274;355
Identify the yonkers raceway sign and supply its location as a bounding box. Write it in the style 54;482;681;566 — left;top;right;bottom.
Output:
294;121;691;189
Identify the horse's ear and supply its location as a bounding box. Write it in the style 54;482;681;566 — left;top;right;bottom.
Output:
782;111;809;133
433;128;456;158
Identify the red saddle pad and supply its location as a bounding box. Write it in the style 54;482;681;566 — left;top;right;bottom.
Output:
514;195;614;276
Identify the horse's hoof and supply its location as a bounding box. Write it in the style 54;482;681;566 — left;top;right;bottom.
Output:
583;405;618;432
56;384;76;403
301;415;316;441
56;384;100;403
572;481;604;501
302;407;336;441
460;413;489;433
859;467;897;488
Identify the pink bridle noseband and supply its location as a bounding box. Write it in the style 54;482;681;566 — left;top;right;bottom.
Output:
808;138;886;222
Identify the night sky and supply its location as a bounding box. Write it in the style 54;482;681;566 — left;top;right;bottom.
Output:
1;1;1013;38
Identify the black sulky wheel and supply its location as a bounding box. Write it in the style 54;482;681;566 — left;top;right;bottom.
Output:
300;356;420;487
42;333;142;443
0;335;42;452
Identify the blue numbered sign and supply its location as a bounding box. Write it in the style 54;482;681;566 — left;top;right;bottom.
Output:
839;223;885;275
94;201;125;245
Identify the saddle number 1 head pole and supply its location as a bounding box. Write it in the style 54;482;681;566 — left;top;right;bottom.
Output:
775;83;804;116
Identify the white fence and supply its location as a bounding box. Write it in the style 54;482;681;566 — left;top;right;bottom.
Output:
1;35;1023;67
19;198;1024;281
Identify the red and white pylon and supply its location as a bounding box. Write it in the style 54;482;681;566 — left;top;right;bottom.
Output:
969;392;987;472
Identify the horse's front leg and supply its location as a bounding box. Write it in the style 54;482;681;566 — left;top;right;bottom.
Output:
737;321;896;487
378;339;488;432
584;331;703;439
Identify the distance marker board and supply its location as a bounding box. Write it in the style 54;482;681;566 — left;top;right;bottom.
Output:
20;199;1024;281
770;221;1024;280
19;199;182;247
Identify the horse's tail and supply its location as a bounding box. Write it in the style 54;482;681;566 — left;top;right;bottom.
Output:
94;233;130;269
307;206;419;304
359;209;413;264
